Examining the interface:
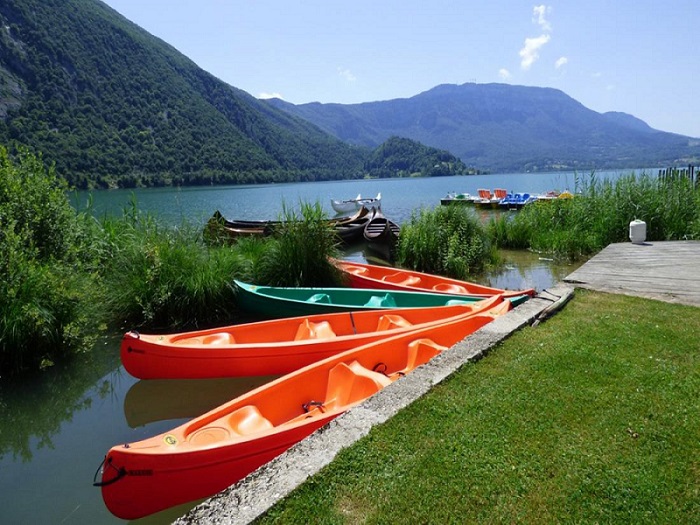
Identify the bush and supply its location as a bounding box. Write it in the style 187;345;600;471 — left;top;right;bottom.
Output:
396;205;494;279
0;147;102;375
253;202;341;287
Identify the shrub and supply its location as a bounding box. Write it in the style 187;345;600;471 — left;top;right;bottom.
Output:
0;147;102;375
253;202;341;287
396;205;494;279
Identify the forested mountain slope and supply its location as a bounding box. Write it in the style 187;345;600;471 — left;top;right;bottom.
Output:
267;83;700;172
0;0;367;188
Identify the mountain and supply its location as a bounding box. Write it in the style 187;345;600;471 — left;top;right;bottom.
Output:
0;0;368;188
266;83;700;172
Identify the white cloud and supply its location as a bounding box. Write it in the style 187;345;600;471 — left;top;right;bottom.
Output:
555;56;568;69
258;92;284;100
499;68;512;80
519;34;551;70
592;72;602;78
337;67;357;82
533;5;552;32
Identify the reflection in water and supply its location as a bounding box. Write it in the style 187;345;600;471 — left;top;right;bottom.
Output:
125;375;279;428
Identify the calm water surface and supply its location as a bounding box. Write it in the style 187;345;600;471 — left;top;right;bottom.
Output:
2;171;643;523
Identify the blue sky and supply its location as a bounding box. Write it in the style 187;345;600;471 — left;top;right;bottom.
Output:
101;0;700;138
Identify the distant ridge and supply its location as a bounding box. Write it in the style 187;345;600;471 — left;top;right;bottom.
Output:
266;83;699;172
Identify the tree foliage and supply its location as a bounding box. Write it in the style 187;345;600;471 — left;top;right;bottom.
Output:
0;0;368;188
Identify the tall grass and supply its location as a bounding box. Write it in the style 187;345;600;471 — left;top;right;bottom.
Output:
489;173;700;259
253;201;342;287
96;200;252;330
396;205;495;279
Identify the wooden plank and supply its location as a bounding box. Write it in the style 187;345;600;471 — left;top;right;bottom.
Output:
564;241;700;307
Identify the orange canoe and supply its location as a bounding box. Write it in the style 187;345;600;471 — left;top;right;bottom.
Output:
335;259;536;298
98;301;511;519
121;295;506;380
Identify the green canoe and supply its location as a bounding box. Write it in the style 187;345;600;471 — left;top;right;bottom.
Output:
234;280;529;318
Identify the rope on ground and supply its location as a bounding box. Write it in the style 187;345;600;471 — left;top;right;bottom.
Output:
532;288;574;327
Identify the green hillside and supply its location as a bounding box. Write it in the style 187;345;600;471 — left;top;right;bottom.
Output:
0;0;369;188
364;136;472;178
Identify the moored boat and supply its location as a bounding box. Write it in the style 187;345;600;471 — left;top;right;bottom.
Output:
205;207;372;243
498;192;537;210
440;192;478;205
120;296;506;380
475;188;507;208
330;193;381;214
331;193;362;214
233;279;509;319
363;207;400;258
97;303;511;519
334;259;536;299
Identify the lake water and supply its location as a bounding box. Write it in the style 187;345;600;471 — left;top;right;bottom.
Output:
1;170;644;524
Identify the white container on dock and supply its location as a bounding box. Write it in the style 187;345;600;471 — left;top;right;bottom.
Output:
629;219;647;244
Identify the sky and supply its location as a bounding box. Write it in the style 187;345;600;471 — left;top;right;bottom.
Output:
100;0;700;138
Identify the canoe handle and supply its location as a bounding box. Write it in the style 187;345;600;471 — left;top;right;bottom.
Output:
302;400;325;413
92;456;127;487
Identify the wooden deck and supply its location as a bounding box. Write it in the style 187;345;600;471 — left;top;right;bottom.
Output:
564;241;700;307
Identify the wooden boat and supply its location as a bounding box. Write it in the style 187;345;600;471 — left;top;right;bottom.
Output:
331;193;362;214
233;280;513;319
363;208;400;259
330;193;381;214
334;259;536;299
121;296;506;380
333;205;375;244
97;302;511;519
206;207;372;242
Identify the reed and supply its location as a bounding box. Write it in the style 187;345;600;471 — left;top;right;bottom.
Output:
490;173;700;259
97;202;248;330
396;205;494;279
253;201;341;287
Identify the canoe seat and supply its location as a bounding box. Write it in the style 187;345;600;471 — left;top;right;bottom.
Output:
201;332;236;345
376;314;412;332
324;361;392;411
294;319;337;341
229;405;273;436
382;272;422;287
446;299;473;306
345;265;369;276
364;293;397;308
433;283;468;294
307;293;332;304
396;338;446;376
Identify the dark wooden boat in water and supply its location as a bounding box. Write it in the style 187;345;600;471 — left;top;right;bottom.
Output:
363;208;400;258
205;207;373;242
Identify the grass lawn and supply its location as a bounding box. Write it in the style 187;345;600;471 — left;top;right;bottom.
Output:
257;290;700;524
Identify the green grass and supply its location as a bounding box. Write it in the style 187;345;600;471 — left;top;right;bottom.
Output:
257;290;700;524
